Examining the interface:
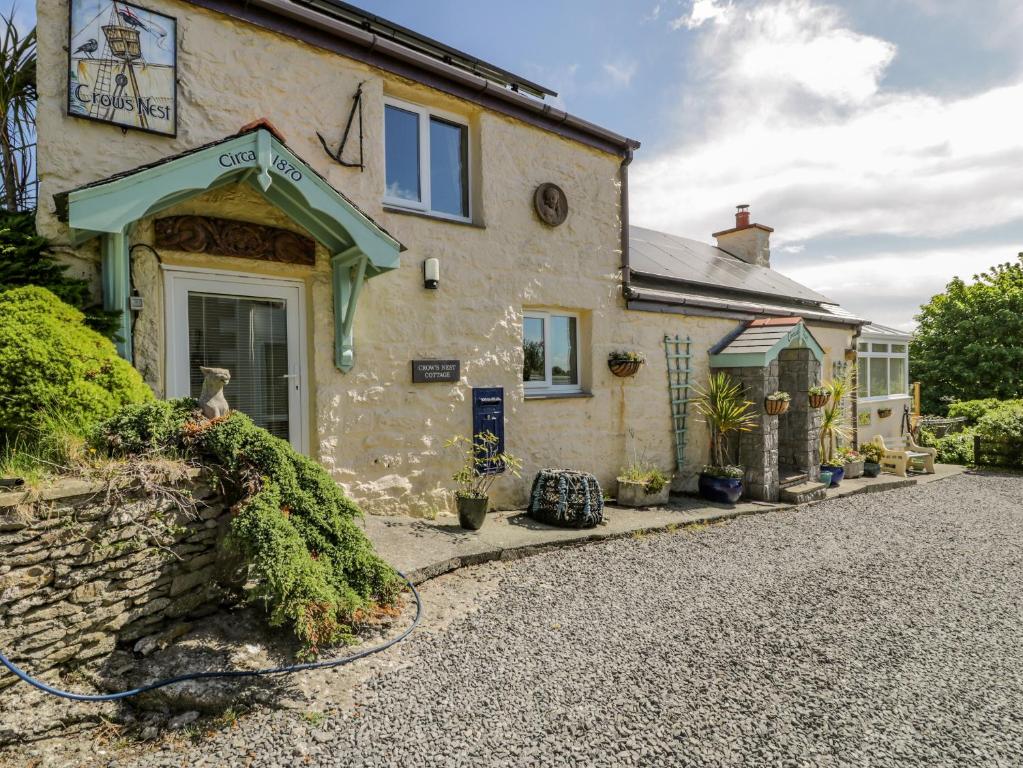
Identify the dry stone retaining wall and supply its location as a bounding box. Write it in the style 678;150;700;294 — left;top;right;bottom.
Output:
0;473;232;687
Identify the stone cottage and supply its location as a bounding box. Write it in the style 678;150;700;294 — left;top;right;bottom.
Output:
36;0;883;511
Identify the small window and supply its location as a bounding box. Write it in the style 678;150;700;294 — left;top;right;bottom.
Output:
857;342;868;352
384;99;470;221
523;310;580;391
857;338;909;399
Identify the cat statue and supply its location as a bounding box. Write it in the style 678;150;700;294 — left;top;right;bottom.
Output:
198;366;231;419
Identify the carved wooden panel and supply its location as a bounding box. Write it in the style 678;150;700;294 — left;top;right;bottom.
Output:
154;215;316;265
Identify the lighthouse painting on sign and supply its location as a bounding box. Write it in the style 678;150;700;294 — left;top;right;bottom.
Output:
68;0;177;136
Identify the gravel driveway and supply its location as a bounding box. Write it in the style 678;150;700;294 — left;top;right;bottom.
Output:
25;473;1023;766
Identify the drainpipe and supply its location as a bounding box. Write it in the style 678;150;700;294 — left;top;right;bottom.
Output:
851;324;863;447
620;147;634;294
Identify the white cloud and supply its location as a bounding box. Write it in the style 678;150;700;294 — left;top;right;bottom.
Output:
671;0;733;30
602;59;638;88
631;0;1023;325
780;242;1019;329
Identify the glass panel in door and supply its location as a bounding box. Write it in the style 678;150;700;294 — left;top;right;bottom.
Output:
187;292;291;441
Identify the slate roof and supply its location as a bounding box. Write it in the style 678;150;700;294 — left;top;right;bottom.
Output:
627;226;864;326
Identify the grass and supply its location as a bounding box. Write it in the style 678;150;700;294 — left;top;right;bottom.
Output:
302;710;327;727
0;410;97;485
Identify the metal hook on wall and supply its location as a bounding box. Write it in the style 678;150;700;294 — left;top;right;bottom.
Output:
317;82;365;171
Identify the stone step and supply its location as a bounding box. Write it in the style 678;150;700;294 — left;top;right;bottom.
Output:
779;482;829;504
779;472;808;489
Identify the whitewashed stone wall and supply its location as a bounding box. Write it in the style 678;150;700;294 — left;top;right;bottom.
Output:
34;0;858;515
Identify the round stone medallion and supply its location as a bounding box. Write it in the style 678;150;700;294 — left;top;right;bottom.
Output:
534;183;568;226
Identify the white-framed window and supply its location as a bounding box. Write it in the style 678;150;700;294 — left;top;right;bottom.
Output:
857;341;908;400
383;97;470;221
523;310;581;392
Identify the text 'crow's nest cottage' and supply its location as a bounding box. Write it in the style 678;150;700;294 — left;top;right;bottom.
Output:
39;0;902;511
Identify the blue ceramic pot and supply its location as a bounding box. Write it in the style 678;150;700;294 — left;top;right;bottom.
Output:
822;465;844;486
698;474;743;504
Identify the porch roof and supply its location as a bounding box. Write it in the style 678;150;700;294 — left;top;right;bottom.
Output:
709;317;825;368
54;125;403;372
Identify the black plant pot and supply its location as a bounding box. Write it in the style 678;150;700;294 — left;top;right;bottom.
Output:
863;461;881;478
698;474;743;504
457;495;489;530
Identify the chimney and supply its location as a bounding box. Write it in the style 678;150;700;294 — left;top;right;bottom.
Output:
713;204;774;268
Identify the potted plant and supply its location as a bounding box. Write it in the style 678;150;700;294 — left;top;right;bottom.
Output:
861;442;883;477
820;458;845;486
840;447;864;479
765;391;791;416
446;431;521;530
818;468;834;487
808;385;830;409
617;464;671;507
608;351;645;378
877;407;893;418
694;372;758;504
818;376;851;486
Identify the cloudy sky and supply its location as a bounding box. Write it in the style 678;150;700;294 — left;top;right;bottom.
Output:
10;0;1021;328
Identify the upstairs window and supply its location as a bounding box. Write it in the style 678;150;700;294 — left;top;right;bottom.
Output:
523;310;580;392
857;341;908;399
384;98;469;221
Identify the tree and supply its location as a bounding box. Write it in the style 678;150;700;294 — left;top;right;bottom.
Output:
0;210;121;337
0;12;35;211
911;255;1023;414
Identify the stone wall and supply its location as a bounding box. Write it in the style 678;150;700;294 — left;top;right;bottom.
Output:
0;474;231;687
779;348;823;475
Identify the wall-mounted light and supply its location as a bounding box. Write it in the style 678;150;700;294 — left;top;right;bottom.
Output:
424;257;440;289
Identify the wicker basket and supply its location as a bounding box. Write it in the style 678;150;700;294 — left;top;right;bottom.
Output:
809;393;830;408
608;358;643;378
765;398;790;416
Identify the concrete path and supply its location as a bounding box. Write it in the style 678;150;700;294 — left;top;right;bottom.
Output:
364;464;966;582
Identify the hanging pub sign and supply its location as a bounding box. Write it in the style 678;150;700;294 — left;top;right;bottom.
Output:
68;0;177;137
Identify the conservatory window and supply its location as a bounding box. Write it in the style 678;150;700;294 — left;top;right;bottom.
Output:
523;310;580;392
857;341;908;400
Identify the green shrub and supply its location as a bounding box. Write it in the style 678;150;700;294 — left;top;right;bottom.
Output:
930;433;975;465
0;286;152;438
92;398;197;456
946;398;1016;425
94;406;401;651
976;401;1023;441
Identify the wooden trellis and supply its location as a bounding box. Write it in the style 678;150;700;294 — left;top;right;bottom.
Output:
664;335;694;470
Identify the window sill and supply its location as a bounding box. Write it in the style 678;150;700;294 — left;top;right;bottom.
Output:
524;391;593;401
382;205;484;229
860;394;911;403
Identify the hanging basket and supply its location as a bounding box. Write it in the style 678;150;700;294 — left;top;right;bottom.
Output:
608;358;643;378
765;398;790;416
809;393;830;408
877;408;893;418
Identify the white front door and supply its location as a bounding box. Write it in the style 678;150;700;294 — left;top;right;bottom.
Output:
165;267;308;453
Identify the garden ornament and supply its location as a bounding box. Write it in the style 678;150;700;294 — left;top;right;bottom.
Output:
198;366;231;419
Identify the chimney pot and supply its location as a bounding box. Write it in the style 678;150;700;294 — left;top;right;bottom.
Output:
735;204;750;229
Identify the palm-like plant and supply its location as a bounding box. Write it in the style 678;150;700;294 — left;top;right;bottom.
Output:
0;12;36;212
695;372;759;468
819;375;852;464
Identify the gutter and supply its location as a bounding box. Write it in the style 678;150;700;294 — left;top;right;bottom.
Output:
620;148;634;288
189;0;640;156
627;286;867;328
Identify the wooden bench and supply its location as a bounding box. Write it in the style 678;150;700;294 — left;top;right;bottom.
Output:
871;435;936;477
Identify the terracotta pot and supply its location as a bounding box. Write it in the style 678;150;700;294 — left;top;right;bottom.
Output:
809;393;830;408
608;358;643;378
765;398;790;416
456;495;488;530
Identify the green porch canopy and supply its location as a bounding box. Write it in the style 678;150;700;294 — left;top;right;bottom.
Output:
709;317;825;368
56;125;404;372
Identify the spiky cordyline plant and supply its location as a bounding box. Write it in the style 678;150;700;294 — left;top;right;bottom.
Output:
0;12;36;212
819;375;852;464
695;372;759;469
